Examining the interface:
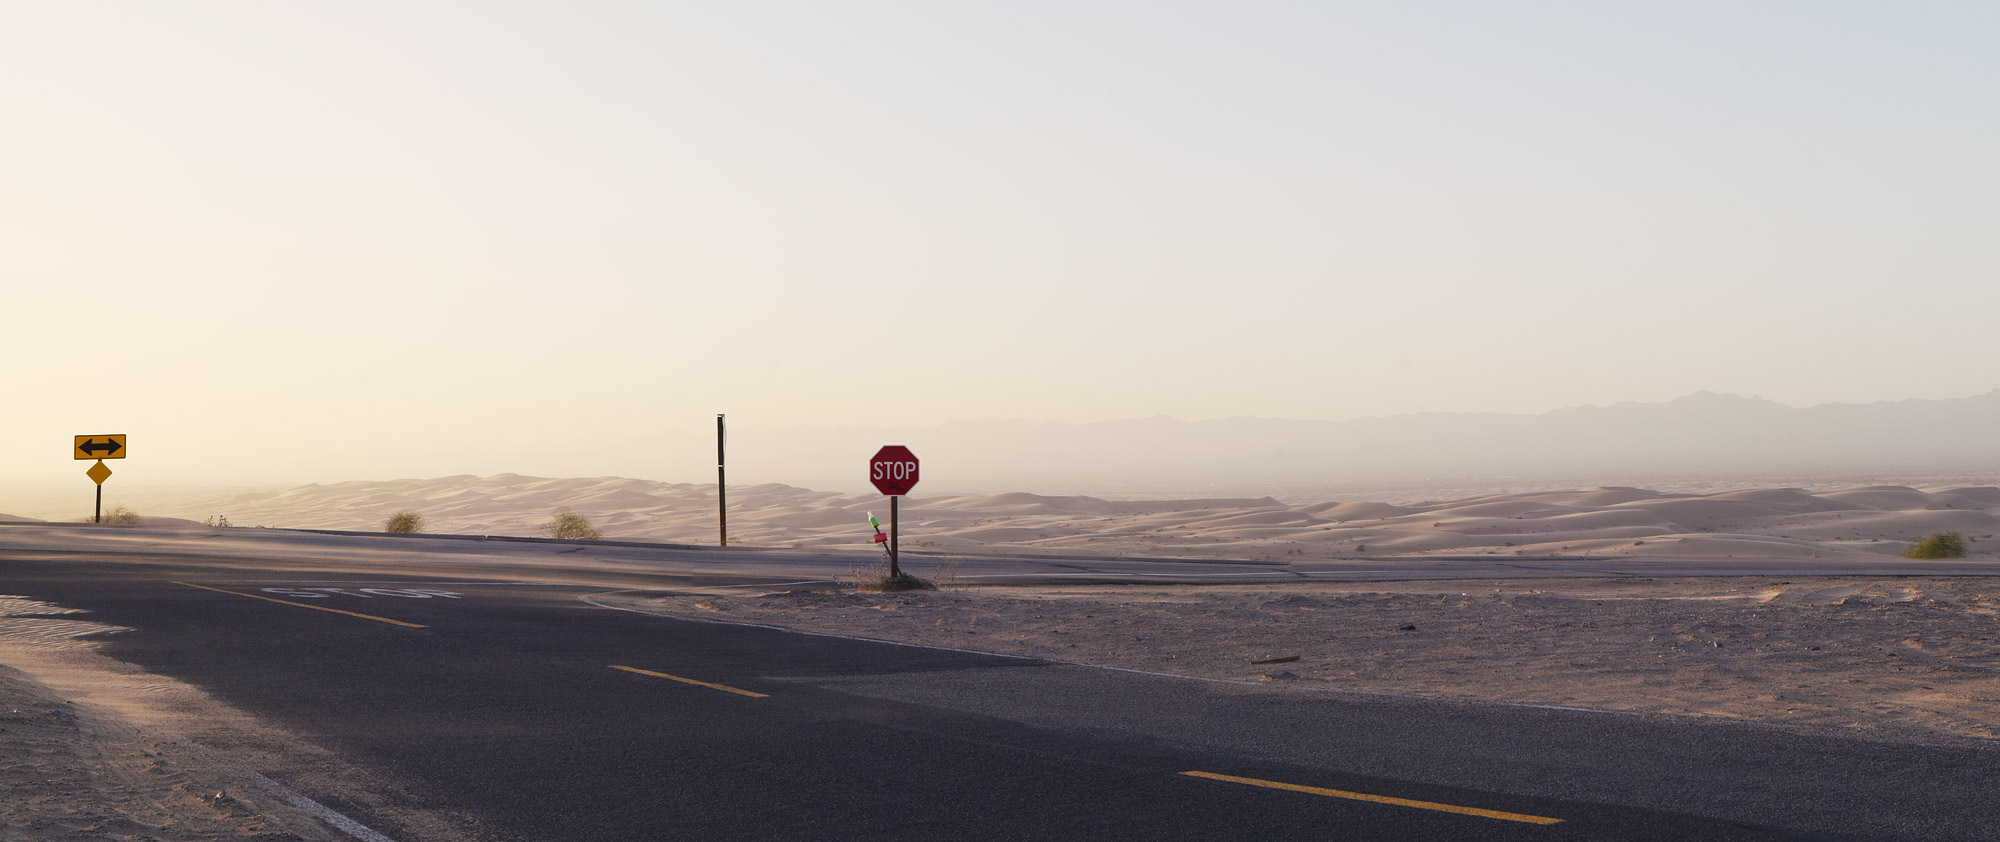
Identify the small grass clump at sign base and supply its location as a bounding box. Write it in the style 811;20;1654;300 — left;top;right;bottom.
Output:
100;505;141;525
385;511;426;533
1904;531;1967;559
850;560;937;592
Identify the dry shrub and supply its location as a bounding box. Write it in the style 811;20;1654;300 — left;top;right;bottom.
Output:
543;509;602;541
385;511;426;533
1905;531;1967;559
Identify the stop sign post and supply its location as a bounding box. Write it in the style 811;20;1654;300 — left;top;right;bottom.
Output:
869;446;919;577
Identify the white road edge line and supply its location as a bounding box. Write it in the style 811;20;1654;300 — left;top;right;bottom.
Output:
245;771;400;842
577;589;1647;717
955;571;1294;579
712;579;833;589
188;581;573;586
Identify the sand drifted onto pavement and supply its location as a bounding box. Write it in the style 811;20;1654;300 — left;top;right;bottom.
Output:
0;595;484;842
0;595;340;840
604;577;2000;744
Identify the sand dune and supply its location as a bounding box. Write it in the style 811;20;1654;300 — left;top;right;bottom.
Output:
1296;501;1413;520
64;475;1986;561
1820;486;1958;510
1939;486;2000;505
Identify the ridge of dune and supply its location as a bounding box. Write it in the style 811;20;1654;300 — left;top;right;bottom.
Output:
923;492;1118;516
1297;501;1415;520
1423;500;1583;519
1704;488;1852;507
1819;486;1951;510
1483;487;1664;507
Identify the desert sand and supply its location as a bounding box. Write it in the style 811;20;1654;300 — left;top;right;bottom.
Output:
601;576;2000;744
7;476;2000;836
21;474;1998;561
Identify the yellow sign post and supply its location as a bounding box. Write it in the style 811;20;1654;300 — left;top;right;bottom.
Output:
86;462;112;486
74;435;127;460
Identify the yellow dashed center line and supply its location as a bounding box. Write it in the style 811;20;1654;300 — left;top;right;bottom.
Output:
172;582;427;629
610;665;769;698
1180;771;1563;825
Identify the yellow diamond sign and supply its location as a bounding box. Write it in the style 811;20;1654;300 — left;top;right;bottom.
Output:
86;461;113;486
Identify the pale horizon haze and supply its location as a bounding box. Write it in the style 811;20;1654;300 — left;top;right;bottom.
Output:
6;3;1997;492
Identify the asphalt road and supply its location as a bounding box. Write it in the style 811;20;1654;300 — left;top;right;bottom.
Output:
4;524;1998;841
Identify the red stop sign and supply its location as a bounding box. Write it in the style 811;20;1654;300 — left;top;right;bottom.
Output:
869;445;919;495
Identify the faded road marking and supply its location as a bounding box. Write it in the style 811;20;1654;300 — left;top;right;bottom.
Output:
1180;771;1563;825
172;582;426;629
609;664;769;698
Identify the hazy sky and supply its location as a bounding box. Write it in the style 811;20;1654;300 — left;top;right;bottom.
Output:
6;2;1996;489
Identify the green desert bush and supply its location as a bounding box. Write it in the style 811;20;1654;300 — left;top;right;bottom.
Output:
1904;531;1967;559
101;505;141;525
385;511;426;534
542;509;602;541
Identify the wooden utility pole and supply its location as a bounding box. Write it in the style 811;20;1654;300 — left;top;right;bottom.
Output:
717;414;727;547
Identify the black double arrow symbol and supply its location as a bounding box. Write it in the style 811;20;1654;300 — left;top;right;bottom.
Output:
78;438;123;457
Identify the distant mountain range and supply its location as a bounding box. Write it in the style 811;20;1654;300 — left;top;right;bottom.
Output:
736;390;2000;496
